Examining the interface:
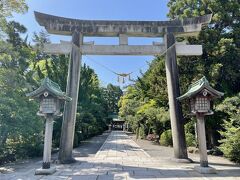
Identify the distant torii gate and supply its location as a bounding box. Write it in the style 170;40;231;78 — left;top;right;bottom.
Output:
34;11;212;163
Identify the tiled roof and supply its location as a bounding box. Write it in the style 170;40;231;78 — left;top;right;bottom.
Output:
178;76;224;101
27;77;71;101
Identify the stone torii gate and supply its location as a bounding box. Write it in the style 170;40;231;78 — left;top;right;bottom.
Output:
34;11;211;163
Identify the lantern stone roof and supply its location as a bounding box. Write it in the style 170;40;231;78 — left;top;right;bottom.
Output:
27;77;71;101
178;76;224;101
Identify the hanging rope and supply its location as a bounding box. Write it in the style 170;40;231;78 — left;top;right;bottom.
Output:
85;56;133;84
84;42;176;83
84;55;116;74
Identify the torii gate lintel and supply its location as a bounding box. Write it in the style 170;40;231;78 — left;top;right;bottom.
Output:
34;11;211;37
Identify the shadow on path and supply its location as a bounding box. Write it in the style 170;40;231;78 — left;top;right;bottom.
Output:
66;160;240;179
72;132;110;157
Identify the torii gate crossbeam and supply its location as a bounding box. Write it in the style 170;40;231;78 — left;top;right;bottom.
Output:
34;11;211;164
43;42;202;56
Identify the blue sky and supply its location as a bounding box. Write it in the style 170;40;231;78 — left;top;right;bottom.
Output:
12;0;169;88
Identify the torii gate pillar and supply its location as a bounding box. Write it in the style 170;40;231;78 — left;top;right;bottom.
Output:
165;33;188;160
58;32;82;163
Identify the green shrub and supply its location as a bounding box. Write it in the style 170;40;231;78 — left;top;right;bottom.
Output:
217;93;240;163
159;129;172;146
139;126;146;139
219;120;240;163
208;147;223;156
24;143;43;158
185;133;196;147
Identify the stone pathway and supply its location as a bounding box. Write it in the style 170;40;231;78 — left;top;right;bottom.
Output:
1;131;240;180
95;131;149;159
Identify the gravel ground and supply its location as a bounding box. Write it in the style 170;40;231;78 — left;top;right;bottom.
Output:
128;132;239;168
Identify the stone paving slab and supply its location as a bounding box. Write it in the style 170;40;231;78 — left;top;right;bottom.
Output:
95;131;150;159
1;131;240;179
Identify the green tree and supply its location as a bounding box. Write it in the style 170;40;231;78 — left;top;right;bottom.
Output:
103;83;122;115
137;100;170;136
167;0;240;149
0;0;27;35
118;85;170;137
1;1;114;165
135;57;168;107
217;93;240;163
0;21;43;164
51;63;110;147
167;0;240;95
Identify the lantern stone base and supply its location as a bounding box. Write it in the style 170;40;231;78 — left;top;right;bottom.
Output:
35;167;56;175
194;165;216;174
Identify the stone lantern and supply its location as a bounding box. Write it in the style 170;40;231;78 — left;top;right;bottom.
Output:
27;77;71;175
178;76;223;174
